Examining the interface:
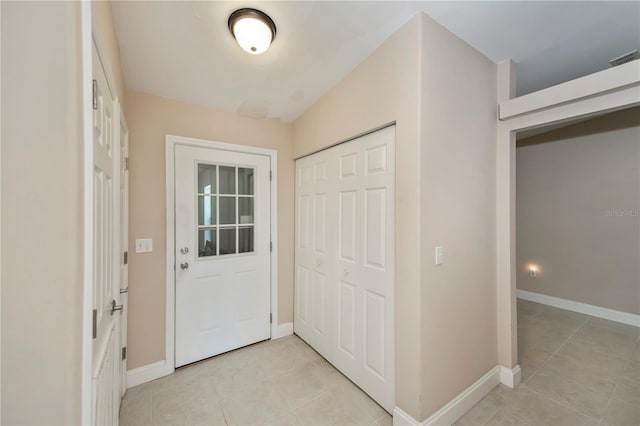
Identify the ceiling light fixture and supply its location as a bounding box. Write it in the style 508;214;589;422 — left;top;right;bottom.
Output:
228;8;276;55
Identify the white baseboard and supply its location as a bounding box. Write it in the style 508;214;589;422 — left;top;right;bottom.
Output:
517;290;640;327
393;366;501;426
126;360;174;389
499;365;521;389
393;407;420;426
273;322;293;339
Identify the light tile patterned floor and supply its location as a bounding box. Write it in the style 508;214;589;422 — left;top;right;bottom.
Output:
121;301;640;426
120;335;391;425
454;300;640;426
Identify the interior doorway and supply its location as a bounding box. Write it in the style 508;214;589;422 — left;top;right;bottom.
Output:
510;109;640;423
495;59;639;382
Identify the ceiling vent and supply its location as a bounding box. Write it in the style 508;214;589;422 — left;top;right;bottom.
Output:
609;50;640;67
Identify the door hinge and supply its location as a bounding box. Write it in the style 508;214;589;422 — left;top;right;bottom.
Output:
122;347;127;360
269;170;272;181
270;241;273;252
92;309;97;339
123;251;128;265
270;313;273;324
92;79;98;110
124;157;129;171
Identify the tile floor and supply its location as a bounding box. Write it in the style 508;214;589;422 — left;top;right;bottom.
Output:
120;335;391;425
121;300;640;426
455;300;640;426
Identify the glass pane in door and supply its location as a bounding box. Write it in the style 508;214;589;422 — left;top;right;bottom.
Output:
198;164;217;194
219;228;236;255
239;226;254;253
219;166;236;194
238;168;254;195
219;197;236;225
238;198;254;224
198;228;217;257
198;195;217;226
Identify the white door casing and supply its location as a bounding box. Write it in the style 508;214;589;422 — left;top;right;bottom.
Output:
174;145;271;367
295;126;396;412
92;39;122;425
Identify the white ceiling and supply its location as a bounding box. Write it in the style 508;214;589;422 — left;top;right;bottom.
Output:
112;1;640;122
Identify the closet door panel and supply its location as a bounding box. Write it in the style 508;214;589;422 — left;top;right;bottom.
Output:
294;126;395;413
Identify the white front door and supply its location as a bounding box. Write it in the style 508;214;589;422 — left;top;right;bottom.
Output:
92;40;121;425
174;145;271;367
295;126;395;412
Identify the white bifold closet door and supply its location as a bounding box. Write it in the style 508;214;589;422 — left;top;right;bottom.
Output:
295;126;395;412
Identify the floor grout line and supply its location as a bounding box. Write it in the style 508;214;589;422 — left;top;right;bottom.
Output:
522;381;602;423
523;317;588;385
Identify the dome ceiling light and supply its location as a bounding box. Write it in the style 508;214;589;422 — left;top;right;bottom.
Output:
228;8;276;55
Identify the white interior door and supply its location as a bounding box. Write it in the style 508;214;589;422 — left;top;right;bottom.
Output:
175;145;271;367
295;126;395;412
118;116;129;397
92;40;121;425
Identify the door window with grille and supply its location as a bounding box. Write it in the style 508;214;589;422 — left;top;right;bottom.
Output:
197;163;255;257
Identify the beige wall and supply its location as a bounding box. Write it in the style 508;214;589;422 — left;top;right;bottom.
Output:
293;14;424;420
126;90;294;369
293;13;499;421
1;2;84;423
418;13;498;417
93;0;126;109
517;108;640;314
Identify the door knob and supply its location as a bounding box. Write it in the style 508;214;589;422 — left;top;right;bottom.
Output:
180;262;189;270
110;299;124;315
180;247;189;255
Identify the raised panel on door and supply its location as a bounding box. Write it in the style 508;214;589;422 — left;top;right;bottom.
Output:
364;188;386;270
314;194;326;254
364;290;386;379
338;281;356;358
339;190;357;264
297;266;310;323
313;271;326;334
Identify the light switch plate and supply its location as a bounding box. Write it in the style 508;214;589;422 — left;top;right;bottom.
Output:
435;246;444;265
135;238;153;253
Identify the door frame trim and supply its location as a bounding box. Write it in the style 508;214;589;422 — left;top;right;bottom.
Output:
80;2;93;422
495;59;640;373
165;134;279;371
